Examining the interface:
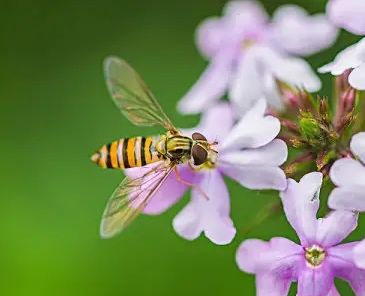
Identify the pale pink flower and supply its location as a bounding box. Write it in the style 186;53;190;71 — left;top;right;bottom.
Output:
178;1;337;115
319;38;365;90
328;132;365;211
327;0;365;35
127;100;287;245
236;172;365;296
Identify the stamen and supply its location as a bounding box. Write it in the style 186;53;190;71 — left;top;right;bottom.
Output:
305;245;326;268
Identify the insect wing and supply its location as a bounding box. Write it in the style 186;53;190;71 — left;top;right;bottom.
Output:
100;162;175;238
104;56;178;132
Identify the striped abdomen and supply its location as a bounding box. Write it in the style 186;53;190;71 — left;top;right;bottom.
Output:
91;136;162;169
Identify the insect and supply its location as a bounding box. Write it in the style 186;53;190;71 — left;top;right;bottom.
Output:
91;56;218;238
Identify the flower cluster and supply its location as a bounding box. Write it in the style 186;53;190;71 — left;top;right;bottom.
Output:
123;1;365;295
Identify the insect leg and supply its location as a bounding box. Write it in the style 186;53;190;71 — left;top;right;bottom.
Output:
174;166;209;200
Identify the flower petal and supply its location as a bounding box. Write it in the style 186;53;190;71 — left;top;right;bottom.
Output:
351;132;365;163
326;286;341;296
177;49;234;114
270;5;337;56
255;273;292;296
236;237;302;274
220;99;281;151
297;265;334;296
328;187;365;211
230;45;321;115
183;103;234;142
349;63;365;90
229;49;266;115
353;239;365;269
196;17;225;59
221;164;287;190
328;242;365;295
316;210;358;247
280;172;323;247
327;0;365;35
220;139;288;167
223;0;268;39
319;38;365;75
172;170;235;245
330;157;365;187
125;164;192;215
254;45;321;92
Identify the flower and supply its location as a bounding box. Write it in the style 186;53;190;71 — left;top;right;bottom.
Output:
327;0;365;35
127;100;287;245
178;1;337;115
328;132;365;211
319;38;365;90
236;172;365;295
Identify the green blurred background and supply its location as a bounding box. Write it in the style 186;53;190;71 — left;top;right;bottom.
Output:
0;0;363;295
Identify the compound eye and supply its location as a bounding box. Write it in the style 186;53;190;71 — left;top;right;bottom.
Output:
192;132;207;141
192;144;208;165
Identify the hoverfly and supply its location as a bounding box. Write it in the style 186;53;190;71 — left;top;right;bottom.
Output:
91;57;218;238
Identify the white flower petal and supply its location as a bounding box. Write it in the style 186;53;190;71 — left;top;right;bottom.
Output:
260;69;286;111
349;63;365;90
319;38;365;75
328;187;365;211
327;0;365;35
270;5;338;56
172;170;235;245
177;48;234;114
220;99;281;151
351;132;365;163
330;158;365;187
196;17;225;59
183;103;234;143
253;45;321;92
229;49;264;115
280;172;323;247
220;139;288;166
221;164;287;190
223;0;268;36
318;62;335;74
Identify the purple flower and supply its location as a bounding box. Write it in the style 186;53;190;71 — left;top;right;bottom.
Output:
127;100;287;245
354;239;365;270
319;38;365;90
236;172;365;295
328;132;365;211
178;1;337;115
327;0;365;35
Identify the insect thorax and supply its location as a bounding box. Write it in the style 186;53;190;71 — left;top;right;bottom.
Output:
155;133;193;163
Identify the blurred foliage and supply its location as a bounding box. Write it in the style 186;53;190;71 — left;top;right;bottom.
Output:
0;0;362;295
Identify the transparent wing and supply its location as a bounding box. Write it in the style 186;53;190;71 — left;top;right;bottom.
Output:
104;56;178;132
100;162;176;238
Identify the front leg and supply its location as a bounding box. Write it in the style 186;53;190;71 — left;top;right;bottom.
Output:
174;166;209;200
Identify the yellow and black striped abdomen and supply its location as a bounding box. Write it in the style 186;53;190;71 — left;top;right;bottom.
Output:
91;136;161;169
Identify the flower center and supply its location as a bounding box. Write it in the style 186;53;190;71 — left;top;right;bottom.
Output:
305;245;326;268
241;38;256;49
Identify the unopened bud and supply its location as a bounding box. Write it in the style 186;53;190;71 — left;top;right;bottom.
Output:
341;88;356;114
336;69;352;95
276;80;309;112
299;116;321;142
